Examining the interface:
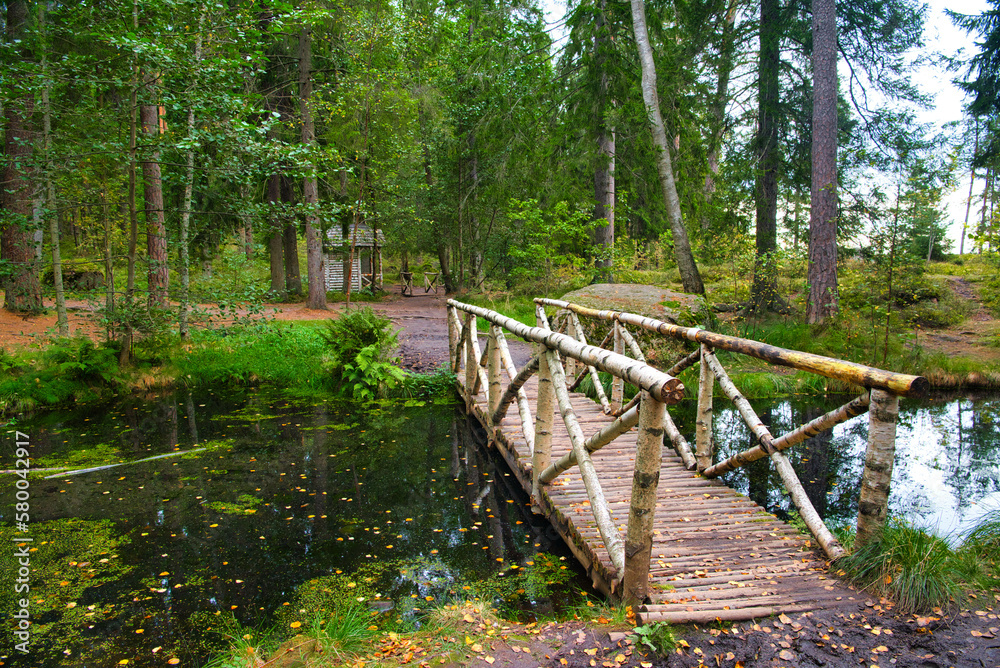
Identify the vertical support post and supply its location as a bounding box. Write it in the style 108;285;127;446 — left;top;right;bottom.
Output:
564;312;577;378
695;343;714;471
611;321;624;412
532;343;554;506
487;324;503;429
622;391;666;604
464;312;477;409
447;304;457;371
856;389;899;547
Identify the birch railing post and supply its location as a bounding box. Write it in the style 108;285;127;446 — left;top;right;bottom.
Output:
856;389;899;548
447;304;457;369
622;391;666;603
695;343;715;471
532;307;555;504
464;312;476;407
487;325;503;429
612;321;624;412
564;311;577;378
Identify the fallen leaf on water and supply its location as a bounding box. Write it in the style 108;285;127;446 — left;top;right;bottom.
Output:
290;621;302;629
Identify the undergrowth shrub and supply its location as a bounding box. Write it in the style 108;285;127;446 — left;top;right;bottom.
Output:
0;337;123;411
320;307;405;400
835;520;967;614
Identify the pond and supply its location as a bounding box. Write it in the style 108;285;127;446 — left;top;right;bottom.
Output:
671;391;1000;538
1;388;998;666
0;390;567;667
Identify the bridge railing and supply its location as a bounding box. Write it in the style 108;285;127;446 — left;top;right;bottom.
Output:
448;299;685;603
536;298;929;559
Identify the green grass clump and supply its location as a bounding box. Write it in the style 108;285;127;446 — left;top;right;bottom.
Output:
834;518;1000;614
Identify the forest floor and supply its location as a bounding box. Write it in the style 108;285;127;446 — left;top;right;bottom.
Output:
4;288;1000;666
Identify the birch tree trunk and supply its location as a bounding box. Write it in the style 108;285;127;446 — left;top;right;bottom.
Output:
855;389;899;547
178;9;206;338
807;0;839;323
299;25;327;310
629;0;704;296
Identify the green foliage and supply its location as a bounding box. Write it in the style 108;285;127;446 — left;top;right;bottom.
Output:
469;553;576;616
0;337;124;412
835;521;967;614
179;322;328;388
204;494;263;515
506;199;596;295
319;307;405;400
632;622;678;657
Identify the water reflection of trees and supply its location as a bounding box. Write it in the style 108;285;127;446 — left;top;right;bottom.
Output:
671;394;1000;530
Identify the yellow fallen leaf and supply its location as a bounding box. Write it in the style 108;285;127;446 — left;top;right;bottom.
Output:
778;613;792;624
167;660;180;666
471;643;483;653
484;657;495;664
464;614;476;623
584;648;598;656
290;621;302;628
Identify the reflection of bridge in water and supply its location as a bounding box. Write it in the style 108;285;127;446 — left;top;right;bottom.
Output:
447;298;928;623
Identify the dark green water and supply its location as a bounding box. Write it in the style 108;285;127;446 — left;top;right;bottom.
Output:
0;390;564;667
2;389;998;666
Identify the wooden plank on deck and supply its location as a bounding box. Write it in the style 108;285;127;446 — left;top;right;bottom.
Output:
459;374;859;624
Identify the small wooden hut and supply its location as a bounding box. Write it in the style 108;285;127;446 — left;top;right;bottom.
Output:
324;224;385;292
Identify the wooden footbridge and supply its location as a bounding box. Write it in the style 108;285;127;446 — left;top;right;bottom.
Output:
447;298;928;623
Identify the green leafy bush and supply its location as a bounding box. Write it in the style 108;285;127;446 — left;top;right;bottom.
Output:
320;307;405;399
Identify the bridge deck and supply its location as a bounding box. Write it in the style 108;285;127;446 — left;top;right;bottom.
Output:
461;375;859;624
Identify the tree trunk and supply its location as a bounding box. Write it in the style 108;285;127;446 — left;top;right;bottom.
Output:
807;0;839;323
178;9;206;338
629;0;704;296
141;73;169;308
750;0;782;311
298;25;327;310
127;0;139;297
266;174;285;296
281;175;302;295
701;0;737;233
2;0;42;313
40;6;68;334
855;389;899;547
961;122;978;256
593;0;615;279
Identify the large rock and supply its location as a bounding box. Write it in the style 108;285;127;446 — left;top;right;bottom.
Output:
560;283;709;326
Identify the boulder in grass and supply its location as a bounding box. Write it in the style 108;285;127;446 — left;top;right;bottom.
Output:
560;283;710;326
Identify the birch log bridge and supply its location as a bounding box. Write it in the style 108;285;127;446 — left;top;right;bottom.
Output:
447;298;928;624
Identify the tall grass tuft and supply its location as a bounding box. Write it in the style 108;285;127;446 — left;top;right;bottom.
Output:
835;521;966;614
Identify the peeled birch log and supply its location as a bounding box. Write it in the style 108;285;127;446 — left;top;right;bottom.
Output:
666;348;702;378
612;323;624;411
487;326;503;426
546;348;625;573
663;411;697;470
539;404;641;482
703;392;870;478
569;312;612;413
532;343;555;502
536;298;928;398
449;300;685;405
490;347;538;452
702;349;844;560
855;389;899;548
621;391;667;604
619;325;646;362
695;343;715;472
